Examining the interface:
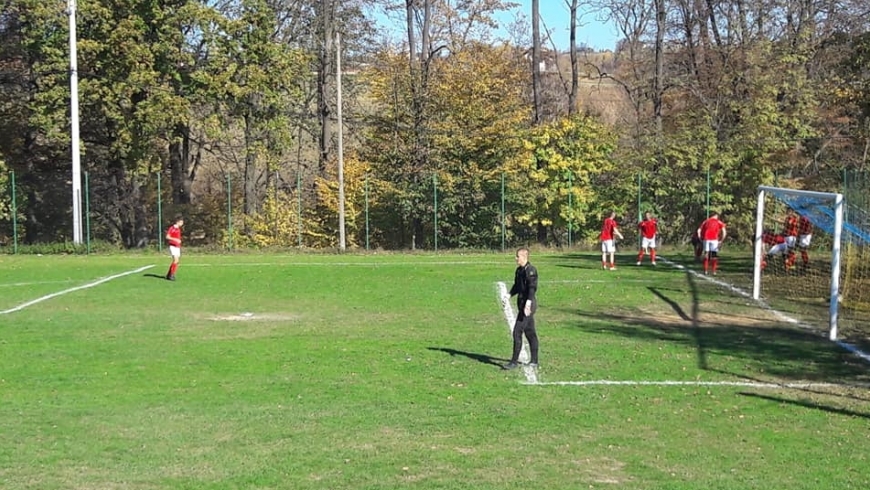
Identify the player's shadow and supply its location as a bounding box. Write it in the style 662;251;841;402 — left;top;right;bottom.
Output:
143;273;167;280
427;347;508;368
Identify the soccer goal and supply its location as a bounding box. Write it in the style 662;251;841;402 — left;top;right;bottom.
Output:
753;185;870;342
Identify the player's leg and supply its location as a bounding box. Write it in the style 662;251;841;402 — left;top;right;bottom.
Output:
711;250;719;274
702;241;711;273
524;315;539;366
799;235;811;269
601;241;608;269
167;246;181;280
505;314;525;369
650;238;657;264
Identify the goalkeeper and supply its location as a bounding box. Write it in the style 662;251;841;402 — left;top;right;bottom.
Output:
503;247;539;371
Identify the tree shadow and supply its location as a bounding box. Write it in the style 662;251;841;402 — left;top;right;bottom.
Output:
427;347;508;368
560;265;870;410
739;392;870;419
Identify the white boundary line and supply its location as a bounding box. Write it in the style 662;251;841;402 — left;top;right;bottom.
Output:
0;265;155;315
0;279;80;288
525;380;870;389
186;260;505;267
496;281;538;383
659;256;870;364
522;255;870;388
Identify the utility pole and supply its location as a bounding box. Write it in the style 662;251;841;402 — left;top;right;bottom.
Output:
336;31;346;251
68;0;83;244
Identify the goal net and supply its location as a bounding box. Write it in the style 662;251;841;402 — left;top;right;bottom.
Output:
753;186;870;342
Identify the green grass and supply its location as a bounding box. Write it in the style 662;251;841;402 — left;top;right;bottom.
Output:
1;251;869;489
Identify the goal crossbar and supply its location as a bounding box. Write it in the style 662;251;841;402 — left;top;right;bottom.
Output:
754;186;844;340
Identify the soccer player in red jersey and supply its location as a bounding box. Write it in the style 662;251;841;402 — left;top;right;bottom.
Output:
760;229;787;270
637;211;658;266
783;208;800;270
165;215;184;281
797;214;813;270
697;211;726;275
600;211;624;270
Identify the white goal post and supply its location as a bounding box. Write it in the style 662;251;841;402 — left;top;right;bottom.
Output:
753;186;844;341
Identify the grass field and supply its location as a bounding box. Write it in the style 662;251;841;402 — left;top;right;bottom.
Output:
1;250;869;489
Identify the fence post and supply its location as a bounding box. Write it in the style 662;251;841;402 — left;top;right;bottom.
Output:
85;171;91;254
297;170;302;248
568;171;573;248
501;171;506;252
11;170;17;254
637;172;642;249
365;173;370;251
433;172;438;252
157;172;163;252
274;170;279;241
227;173;233;250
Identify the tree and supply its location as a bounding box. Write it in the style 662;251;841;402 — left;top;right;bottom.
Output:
507;114;617;244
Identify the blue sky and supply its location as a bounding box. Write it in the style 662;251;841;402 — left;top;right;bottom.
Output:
495;1;619;51
372;1;620;52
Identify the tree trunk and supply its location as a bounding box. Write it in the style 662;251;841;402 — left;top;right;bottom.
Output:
532;0;542;125
653;0;665;138
243;113;257;222
168;123;194;204
317;0;336;175
568;0;579;115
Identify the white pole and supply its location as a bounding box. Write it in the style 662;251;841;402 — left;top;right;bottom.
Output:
68;0;83;244
752;188;765;300
336;31;346;251
829;193;844;340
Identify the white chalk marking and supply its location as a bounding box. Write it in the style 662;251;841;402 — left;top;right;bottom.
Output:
524;379;870;389
0;279;80;288
496;281;538;384
186;260;505;267
0;265;155;315
658;256;870;365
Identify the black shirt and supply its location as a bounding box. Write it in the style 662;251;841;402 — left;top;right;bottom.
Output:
509;262;538;313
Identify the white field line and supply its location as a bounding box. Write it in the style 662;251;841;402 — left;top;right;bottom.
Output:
186;260;505;267
0;265;154;315
525;380;870;389
496;282;538;384
659;256;870;364
0;279;80;288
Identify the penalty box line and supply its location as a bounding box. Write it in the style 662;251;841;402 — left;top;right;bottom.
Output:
657;256;870;365
523;379;870;389
0;265;155;315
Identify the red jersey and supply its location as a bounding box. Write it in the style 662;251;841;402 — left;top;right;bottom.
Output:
638;218;657;239
166;224;182;247
761;231;785;246
698;217;725;241
798;216;812;235
784;215;798;237
600;217;619;240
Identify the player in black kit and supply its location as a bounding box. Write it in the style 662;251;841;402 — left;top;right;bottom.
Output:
504;247;539;370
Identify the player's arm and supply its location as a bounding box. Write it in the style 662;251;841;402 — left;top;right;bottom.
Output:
524;266;538;314
509;271;519;297
719;225;727;242
614;226;624;240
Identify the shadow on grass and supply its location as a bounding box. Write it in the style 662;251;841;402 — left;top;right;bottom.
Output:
562;262;870;409
143;273;167;280
427;347;508;368
739;392;870;419
554;252;684;273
